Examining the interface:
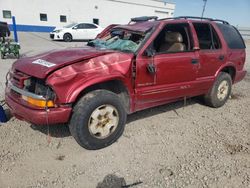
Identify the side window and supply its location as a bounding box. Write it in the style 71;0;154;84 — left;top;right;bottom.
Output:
193;23;221;50
216;23;245;49
76;24;84;29
153;23;193;53
84;24;98;29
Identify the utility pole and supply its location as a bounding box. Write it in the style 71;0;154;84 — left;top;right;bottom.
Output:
201;0;208;18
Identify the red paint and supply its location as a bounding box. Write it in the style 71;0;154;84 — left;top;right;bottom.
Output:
5;93;71;125
5;18;247;125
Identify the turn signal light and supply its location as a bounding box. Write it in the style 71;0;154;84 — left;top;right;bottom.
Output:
22;96;54;108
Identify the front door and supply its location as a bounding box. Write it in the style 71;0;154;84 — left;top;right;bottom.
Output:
135;23;199;111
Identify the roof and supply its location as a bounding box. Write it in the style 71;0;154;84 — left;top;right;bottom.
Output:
111;16;230;34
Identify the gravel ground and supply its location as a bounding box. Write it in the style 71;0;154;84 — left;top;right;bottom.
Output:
0;33;249;188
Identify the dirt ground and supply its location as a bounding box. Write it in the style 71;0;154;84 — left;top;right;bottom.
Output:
0;33;250;188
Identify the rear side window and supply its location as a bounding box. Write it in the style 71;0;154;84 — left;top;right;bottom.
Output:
84;24;97;29
193;23;221;50
216;23;245;49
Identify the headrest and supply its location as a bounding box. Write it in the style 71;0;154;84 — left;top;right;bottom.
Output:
165;32;183;43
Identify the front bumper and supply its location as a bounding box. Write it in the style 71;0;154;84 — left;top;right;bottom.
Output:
5;85;72;125
49;32;64;40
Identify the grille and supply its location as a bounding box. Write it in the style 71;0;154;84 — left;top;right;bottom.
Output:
10;70;30;89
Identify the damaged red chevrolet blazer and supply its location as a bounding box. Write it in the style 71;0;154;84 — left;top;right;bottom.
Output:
5;16;246;150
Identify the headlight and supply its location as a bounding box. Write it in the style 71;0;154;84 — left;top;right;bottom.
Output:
23;78;56;108
54;30;62;33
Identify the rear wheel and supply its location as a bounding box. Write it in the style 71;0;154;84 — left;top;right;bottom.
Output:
204;72;232;108
63;33;72;42
69;90;127;150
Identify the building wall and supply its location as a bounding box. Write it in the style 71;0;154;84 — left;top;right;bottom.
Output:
0;0;175;32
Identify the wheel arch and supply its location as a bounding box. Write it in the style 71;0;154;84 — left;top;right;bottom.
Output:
215;63;236;82
63;32;73;40
68;77;132;114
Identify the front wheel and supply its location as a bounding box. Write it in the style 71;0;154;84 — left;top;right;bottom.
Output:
63;33;72;42
204;72;232;108
69;90;127;150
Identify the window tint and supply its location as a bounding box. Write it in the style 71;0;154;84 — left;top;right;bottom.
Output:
76;24;85;29
153;23;193;53
40;13;47;21
76;24;97;29
60;15;67;23
193;23;221;50
216;23;245;49
84;24;97;29
3;10;11;19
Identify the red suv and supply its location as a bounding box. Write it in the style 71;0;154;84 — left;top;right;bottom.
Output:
5;16;246;150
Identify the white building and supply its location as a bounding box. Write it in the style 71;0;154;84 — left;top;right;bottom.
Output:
0;0;175;32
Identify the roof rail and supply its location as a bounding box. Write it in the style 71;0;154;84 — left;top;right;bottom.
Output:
159;16;229;24
176;16;229;24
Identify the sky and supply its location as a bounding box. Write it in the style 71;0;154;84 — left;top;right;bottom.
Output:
168;0;250;27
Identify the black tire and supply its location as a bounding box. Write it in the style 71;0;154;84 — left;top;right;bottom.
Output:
63;33;72;42
204;72;232;108
69;90;127;150
16;52;20;59
1;52;5;59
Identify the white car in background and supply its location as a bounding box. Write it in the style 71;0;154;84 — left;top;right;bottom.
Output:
50;23;103;42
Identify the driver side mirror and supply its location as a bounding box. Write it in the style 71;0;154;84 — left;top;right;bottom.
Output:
72;26;78;30
144;48;156;57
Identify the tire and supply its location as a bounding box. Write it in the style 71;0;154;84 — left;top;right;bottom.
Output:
63;33;72;42
1;52;5;59
204;72;232;108
69;90;127;150
16;52;20;59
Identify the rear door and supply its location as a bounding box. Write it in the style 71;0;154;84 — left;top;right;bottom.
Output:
71;23;88;39
192;22;227;84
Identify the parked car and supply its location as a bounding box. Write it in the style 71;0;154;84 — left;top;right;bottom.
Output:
50;22;103;42
6;16;246;150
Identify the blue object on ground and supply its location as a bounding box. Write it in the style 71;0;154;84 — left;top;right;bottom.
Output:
0;105;7;123
12;16;18;43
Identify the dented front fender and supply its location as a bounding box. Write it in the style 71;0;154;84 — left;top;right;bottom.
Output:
47;52;134;104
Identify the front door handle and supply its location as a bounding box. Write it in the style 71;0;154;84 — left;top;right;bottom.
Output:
191;59;199;64
147;63;156;74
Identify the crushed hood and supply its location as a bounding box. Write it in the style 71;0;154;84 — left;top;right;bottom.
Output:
13;46;114;79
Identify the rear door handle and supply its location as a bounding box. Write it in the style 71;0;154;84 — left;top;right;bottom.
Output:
218;55;225;61
191;59;199;64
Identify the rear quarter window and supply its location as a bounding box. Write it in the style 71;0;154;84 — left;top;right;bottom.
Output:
216;23;246;49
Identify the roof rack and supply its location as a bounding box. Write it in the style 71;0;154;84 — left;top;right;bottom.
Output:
129;16;229;25
129;16;158;24
159;16;229;24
